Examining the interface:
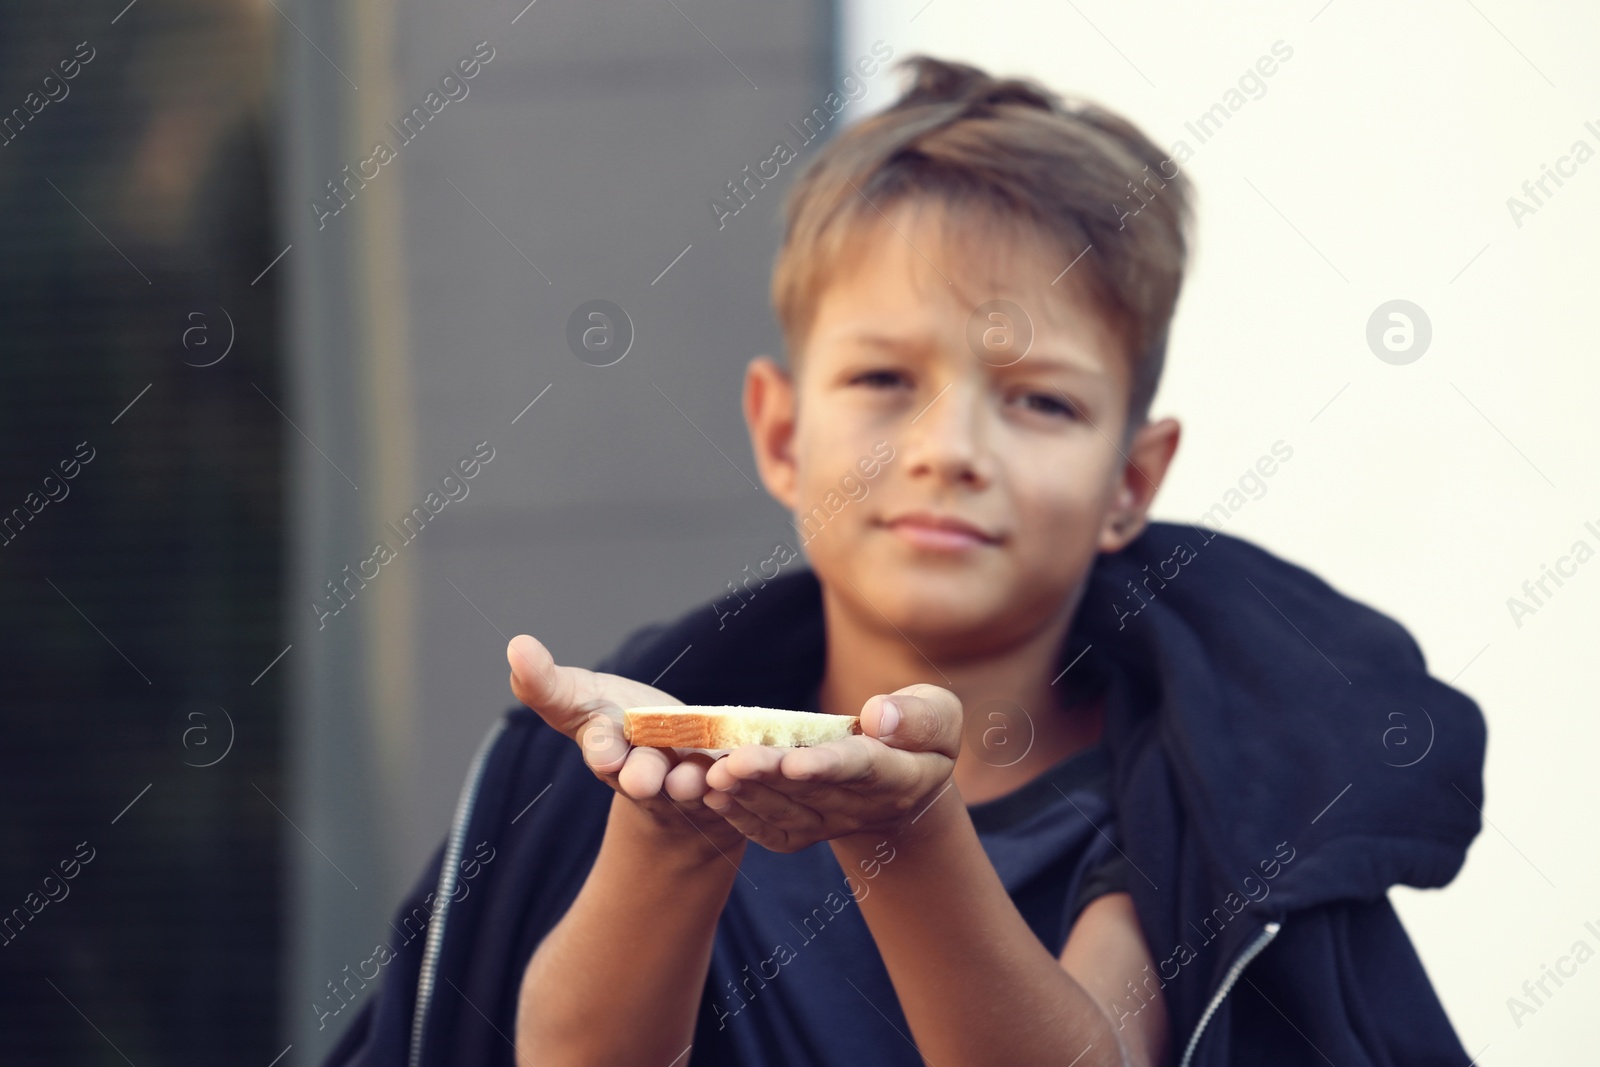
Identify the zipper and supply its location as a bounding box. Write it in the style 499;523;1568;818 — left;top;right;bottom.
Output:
1176;920;1282;1067
407;716;507;1067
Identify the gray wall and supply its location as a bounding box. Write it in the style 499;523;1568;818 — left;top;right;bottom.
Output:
279;0;834;1059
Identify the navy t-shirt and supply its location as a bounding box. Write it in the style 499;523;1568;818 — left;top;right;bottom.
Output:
689;652;1132;1065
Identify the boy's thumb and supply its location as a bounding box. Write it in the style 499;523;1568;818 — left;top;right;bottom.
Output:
868;685;963;759
507;635;555;699
507;634;582;736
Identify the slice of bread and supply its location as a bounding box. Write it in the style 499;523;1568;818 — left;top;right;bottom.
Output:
622;705;861;749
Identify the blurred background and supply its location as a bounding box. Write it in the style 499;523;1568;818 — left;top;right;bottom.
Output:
1;0;1595;1063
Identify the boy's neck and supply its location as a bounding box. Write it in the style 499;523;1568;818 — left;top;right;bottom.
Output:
814;581;1105;805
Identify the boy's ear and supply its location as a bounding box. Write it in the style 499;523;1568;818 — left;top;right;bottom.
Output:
743;356;800;511
1099;416;1181;554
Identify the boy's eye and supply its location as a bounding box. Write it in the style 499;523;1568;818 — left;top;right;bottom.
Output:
849;369;909;389
1015;390;1081;420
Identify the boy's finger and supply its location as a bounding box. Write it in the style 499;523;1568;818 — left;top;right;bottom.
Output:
711;778;822;830
616;745;672;799
706;744;787;791
579;712;629;774
703;787;770;843
506;634;588;738
775;737;875;784
864;685;963;759
778;738;938;804
663;753;715;801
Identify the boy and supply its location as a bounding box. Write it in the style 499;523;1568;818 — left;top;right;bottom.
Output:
325;57;1485;1066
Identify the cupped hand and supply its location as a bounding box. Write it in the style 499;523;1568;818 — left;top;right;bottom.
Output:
506;634;741;850
701;684;963;853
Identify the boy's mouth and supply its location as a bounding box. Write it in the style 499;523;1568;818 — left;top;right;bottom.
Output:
879;511;1001;551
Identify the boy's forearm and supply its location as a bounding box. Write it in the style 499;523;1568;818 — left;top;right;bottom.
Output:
831;795;1129;1067
515;793;746;1067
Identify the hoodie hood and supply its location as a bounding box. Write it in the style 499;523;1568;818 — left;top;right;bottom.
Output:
1088;524;1484;908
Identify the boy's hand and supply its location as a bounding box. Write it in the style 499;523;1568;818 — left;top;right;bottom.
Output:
506;634;743;854
701;684;962;853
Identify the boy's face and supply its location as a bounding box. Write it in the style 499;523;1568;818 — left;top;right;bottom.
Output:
745;202;1179;655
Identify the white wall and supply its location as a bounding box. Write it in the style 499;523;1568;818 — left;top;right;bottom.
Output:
840;1;1600;1062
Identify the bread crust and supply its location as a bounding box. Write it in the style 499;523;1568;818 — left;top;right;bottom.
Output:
623;707;862;748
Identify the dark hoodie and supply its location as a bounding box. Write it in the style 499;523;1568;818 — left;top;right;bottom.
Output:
321;521;1485;1067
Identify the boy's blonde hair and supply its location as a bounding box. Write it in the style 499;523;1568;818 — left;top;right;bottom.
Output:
771;55;1194;425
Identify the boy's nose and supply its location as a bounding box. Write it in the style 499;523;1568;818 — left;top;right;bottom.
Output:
901;376;993;488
